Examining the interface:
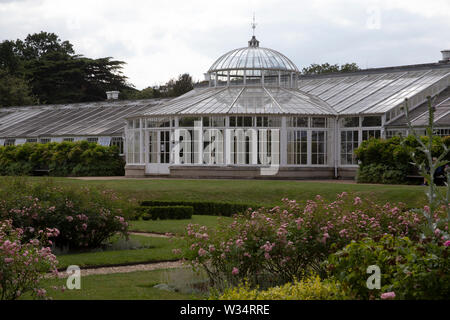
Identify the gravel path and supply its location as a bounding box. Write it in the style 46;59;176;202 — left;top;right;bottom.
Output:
129;231;172;238
48;232;183;278
52;260;185;278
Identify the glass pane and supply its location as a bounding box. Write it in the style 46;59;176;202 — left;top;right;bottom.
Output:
312;117;326;128
342;117;359;127
362;116;382;127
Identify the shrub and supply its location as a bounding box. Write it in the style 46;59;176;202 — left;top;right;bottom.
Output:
141;206;193;220
181;193;435;289
140;200;254;217
356;164;406;184
0;141;125;177
354;135;450;184
0;219;59;300
213;274;350;300
326;235;450;300
0;177;130;249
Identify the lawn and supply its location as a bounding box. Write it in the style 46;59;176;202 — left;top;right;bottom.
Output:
56;234;182;270
47;177;429;208
129;215;233;235
21;269;202;300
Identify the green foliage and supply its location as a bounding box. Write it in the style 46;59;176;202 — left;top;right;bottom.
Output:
0;177;131;249
172;73;194;97
403;97;450;242
0;31;133;105
326;235;450;300
140;200;255;217
0;141;125;177
141;206;194;220
356;164;405;184
0;68;38;107
181;194;430;289
301;62;360;75
213;275;350;300
355;135;450;184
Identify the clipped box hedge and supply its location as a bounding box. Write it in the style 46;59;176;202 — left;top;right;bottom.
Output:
141;205;193;220
140;200;255;217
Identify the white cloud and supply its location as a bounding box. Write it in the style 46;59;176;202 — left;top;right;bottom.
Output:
0;0;449;89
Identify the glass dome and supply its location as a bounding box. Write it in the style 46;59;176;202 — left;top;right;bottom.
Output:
209;36;299;73
207;36;299;88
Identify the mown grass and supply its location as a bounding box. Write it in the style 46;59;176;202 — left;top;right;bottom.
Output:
56;235;182;270
21;269;201;300
44;177;429;208
129;215;233;235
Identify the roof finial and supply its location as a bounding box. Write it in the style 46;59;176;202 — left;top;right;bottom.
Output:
248;13;259;47
251;13;257;36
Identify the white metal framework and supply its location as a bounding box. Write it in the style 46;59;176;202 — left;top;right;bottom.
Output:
123;35;450;177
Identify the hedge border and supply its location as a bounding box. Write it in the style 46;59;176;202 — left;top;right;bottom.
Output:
139;200;256;217
141;205;193;220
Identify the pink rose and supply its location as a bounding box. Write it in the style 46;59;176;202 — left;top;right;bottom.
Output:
444;240;450;247
232;267;239;275
380;292;395;300
4;257;14;263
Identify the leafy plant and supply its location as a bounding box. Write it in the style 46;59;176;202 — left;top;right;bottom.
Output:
326;235;450;300
0;141;125;177
403;97;450;242
213;274;350;300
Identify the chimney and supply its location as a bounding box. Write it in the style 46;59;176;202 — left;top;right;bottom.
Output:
440;50;450;63
106;91;120;100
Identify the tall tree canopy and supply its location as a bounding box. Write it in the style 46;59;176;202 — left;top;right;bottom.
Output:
127;73;194;100
0;31;134;107
172;73;194;97
301;62;360;75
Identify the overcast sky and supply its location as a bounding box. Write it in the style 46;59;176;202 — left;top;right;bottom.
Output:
1;0;449;89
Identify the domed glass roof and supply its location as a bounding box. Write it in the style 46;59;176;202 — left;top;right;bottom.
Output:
208;36;299;74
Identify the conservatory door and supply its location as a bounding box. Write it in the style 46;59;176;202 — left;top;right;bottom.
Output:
145;130;171;175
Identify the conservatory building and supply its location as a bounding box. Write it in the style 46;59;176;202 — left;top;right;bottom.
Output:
124;36;450;179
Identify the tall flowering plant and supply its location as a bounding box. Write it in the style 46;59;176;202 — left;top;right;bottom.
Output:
404;96;450;243
0;220;59;300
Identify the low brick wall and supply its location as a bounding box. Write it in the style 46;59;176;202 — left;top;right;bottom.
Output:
125;164;358;180
124;164;146;177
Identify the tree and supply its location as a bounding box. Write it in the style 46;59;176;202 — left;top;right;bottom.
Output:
339;63;360;73
0;69;37;107
0;32;134;105
172;73;194;97
15;31;75;60
0;40;21;74
301;63;360;75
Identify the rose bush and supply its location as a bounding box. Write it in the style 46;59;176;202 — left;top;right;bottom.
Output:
181;193;436;289
0;178;130;249
0;219;59;300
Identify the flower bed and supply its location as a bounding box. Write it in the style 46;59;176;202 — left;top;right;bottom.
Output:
0;178;130;249
181;193;446;292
